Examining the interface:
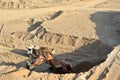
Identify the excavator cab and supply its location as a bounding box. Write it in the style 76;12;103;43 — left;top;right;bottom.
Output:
27;45;39;58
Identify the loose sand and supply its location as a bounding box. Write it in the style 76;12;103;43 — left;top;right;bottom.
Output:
0;0;120;80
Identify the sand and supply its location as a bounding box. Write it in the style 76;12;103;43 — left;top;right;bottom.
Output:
0;0;120;80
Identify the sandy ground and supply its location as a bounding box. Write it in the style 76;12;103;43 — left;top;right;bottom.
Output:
0;0;120;80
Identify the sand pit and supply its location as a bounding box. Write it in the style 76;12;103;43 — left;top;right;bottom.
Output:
0;0;120;80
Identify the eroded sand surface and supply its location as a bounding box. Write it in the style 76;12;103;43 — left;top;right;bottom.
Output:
0;0;120;80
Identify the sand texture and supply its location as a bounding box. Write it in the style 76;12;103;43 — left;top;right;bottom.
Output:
0;0;120;80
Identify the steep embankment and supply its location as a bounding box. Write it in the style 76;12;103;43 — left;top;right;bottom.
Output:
89;45;120;80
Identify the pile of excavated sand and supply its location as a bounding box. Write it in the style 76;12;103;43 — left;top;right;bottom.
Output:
42;11;96;38
42;10;120;47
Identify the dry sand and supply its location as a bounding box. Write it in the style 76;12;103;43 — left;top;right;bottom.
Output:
0;0;120;80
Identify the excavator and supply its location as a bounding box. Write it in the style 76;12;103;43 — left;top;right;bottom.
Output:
26;45;73;74
26;45;97;76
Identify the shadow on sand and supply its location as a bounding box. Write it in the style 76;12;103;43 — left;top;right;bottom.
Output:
27;21;43;32
90;11;120;47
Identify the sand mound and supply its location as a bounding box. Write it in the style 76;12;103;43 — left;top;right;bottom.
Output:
42;11;96;38
43;10;120;48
